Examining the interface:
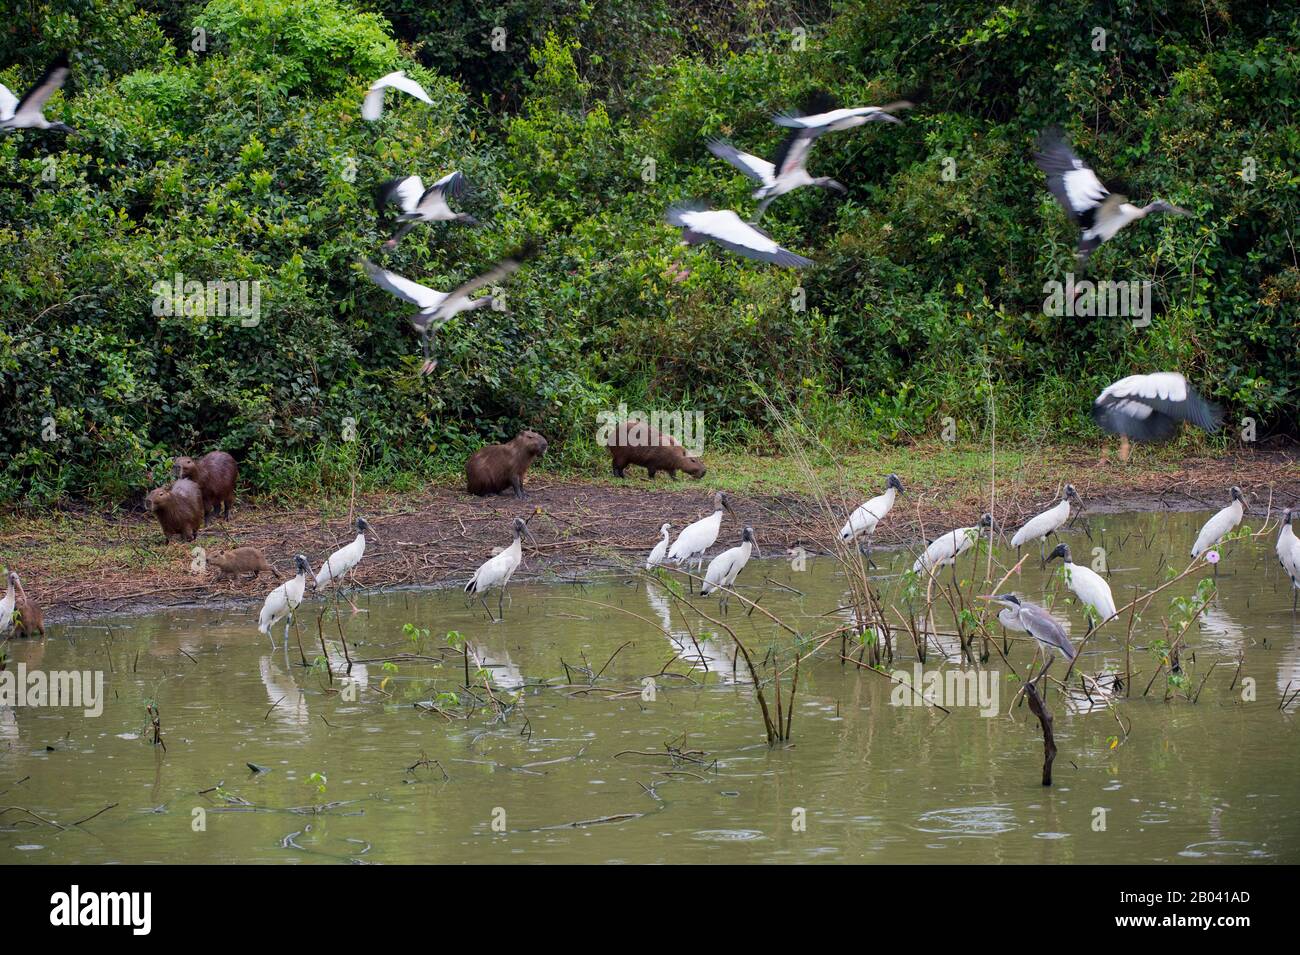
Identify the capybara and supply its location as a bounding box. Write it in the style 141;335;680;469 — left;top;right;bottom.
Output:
145;478;205;542
13;574;43;638
209;547;277;580
604;418;706;480
466;430;548;499
173;451;238;521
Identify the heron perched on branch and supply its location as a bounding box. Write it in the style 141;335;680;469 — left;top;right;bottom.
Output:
981;593;1076;681
1034;126;1190;264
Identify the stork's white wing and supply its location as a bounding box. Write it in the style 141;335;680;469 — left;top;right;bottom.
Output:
668;206;813;268
388;175;425;213
362;259;447;310
707;139;775;184
362;70;432;120
774;106;898;129
0;85;17;122
1098;372;1189;404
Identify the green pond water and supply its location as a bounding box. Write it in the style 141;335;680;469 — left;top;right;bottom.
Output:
2;510;1298;864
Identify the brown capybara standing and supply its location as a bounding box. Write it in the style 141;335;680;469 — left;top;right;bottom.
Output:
466;430;548;499
604;419;706;480
173;451;238;521
145;478;205;542
209;547;278;580
12;573;43;638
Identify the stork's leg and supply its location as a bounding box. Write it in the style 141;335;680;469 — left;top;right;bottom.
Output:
1118;435;1131;463
479;595;496;623
498;586;506;621
384;220;417;249
751;196;774;223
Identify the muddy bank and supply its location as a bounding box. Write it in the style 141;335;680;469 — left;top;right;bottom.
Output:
2;446;1296;623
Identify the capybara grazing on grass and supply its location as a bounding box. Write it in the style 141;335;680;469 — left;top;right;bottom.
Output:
173;451;238;521
605;419;706;480
466;430;548;499
209;547;277;580
145;479;205;542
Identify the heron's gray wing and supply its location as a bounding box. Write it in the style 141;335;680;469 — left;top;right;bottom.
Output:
1022;604;1076;659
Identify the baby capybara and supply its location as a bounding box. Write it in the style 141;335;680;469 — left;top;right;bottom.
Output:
173;451;238;521
209;547;277;580
605;419;706;480
466;430;548;499
145;478;205;542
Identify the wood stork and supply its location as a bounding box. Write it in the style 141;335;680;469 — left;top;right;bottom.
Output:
707;134;845;221
646;523;672;570
1011;484;1082;564
376;172;477;248
772;90;911;139
700;526;759;612
315;517;375;612
912;514;993;584
981;593;1076;680
258;555;311;647
668;491;736;592
1092;372;1221;461
361;70;433;121
1034;126;1190;264
465;517;534;621
1191;486;1245;561
0;571;15;634
0;56;74;134
361;244;534;373
1047;543;1116;631
1277;508;1300;612
838;473;904;564
666;204;813;268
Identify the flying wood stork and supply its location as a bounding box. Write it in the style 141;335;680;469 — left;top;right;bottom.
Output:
1011;484;1082;564
772;91;911;139
646;523;672;570
666;204;813;268
981;593;1076;680
1191;486;1245;561
361;70;433;121
1034;126;1190;264
1047;543;1116;631
707;134;845;221
258;555;311;647
375;171;477;248
912;514;993;584
315;517;375;612
1092;372;1221;461
668;491;736;591
465;517;534;621
700;526;759;612
361;244;534;373
1277;508;1300;612
0;56;73;134
839;473;904;563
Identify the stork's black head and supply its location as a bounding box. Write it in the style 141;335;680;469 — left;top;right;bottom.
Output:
1047;542;1072;564
741;525;755;543
978;513;993;529
513;517;528;536
714;491;735;517
294;554;310;574
356;517;371;533
1064;484;1081;503
1230;486;1244;503
886;474;905;494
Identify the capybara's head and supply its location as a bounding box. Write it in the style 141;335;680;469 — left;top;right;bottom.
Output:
681;454;707;479
172;456;197;480
145;486;170;513
516;430;548;457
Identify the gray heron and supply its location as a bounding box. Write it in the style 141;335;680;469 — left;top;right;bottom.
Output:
982;593;1077;681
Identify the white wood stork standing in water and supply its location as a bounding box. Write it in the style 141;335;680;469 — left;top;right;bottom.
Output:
772;90;912;139
0;571;15;634
1047;543;1117;632
1092;372;1221;462
700;526;759;612
1011;484;1082;564
361;70;433;121
258;555;311;647
1277;508;1300;613
839;473;904;564
465;517;534;621
376;172;477;248
666;204;813;268
315;517;375;613
0;56;74;134
668;491;736;592
1191;486;1245;567
707;134;845;221
981;593;1076;681
912;514;993;586
646;523;672;570
1034;126;1190;264
361;244;534;373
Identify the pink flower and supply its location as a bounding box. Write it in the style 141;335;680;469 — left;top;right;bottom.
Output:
1206;550;1220;564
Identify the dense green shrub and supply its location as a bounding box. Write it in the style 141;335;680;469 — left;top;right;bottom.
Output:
0;0;1296;505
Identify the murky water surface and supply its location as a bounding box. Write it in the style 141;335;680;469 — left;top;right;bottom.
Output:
3;511;1298;863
